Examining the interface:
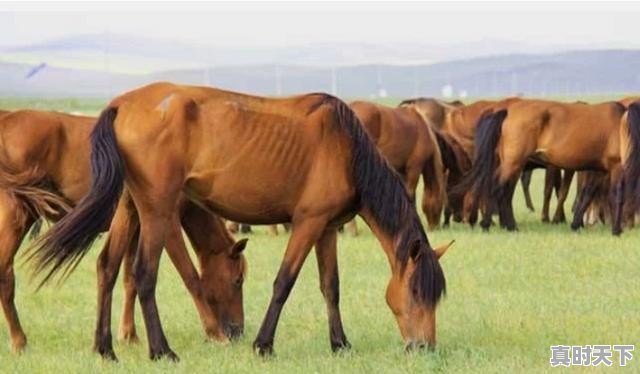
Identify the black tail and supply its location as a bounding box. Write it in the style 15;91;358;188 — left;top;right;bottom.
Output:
433;129;463;179
29;107;124;286
452;109;508;207
623;102;640;211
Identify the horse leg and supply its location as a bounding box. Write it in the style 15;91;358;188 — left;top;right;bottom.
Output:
315;228;350;352
552;170;574;223
571;176;598;231
612;176;625;236
521;168;535;212
498;177;518;231
0;194;31;354
164;215;227;342
541;167;558;222
345;219;359;236
420;157;444;231
443;206;452;228
253;216;328;356
132;202;179;361
94;200;138;360
118;232;140;344
269;225;279;236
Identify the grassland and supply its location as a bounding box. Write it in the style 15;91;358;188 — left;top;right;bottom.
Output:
0;98;638;373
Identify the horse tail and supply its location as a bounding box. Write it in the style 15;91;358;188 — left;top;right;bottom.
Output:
433;130;464;183
421;124;446;230
452;109;508;207
29;107;124;286
0;159;71;223
623;102;640;211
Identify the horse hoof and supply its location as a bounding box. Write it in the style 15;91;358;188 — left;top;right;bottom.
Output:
150;349;180;362
253;341;274;357
331;340;352;353
95;346;119;362
10;335;27;355
118;330;140;344
206;332;230;344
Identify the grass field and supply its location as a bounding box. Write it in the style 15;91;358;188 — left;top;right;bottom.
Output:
0;98;638;373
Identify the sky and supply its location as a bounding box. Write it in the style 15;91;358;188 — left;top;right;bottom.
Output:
1;2;640;48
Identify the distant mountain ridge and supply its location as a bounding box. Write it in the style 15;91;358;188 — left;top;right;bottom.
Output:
0;35;638;98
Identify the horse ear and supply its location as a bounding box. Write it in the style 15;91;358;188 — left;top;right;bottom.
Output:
229;238;248;258
433;240;455;260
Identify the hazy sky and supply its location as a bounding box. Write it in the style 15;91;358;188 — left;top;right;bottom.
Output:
2;2;640;48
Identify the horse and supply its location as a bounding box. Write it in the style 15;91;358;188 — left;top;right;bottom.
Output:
458;99;628;234
0;109;247;359
401;98;524;226
349;101;446;229
30;82;450;360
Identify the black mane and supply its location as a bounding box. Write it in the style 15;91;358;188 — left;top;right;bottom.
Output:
325;95;446;307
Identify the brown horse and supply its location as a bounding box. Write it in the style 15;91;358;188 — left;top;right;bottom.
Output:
30;82;450;359
350;101;446;229
402;98;522;226
458;99;627;234
0;110;246;359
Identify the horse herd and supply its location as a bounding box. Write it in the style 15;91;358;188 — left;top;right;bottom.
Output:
0;82;637;362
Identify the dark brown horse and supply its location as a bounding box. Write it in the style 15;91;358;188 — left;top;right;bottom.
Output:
30;82;449;360
458;99;628;234
350;101;446;229
0;110;246;359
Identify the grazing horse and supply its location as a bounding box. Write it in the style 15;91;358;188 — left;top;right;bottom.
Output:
30;82;449;360
0;110;247;359
350;101;446;229
458;99;627;234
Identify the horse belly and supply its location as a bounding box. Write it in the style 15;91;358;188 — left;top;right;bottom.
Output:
186;165;300;224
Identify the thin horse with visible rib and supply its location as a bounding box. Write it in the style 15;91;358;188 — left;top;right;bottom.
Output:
0;109;247;360
30;82;450;360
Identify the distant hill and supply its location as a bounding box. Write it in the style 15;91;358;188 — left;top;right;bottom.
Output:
1;48;639;98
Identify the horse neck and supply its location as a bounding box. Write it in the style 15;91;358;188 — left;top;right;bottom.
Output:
359;208;401;273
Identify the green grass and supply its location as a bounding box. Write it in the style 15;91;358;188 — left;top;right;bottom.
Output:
0;97;638;372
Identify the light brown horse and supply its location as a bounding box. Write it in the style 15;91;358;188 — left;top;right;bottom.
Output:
458;99;627;234
0;110;247;359
350;101;446;229
31;82;450;360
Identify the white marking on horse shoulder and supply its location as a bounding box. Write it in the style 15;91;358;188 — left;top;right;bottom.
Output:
156;94;176;116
